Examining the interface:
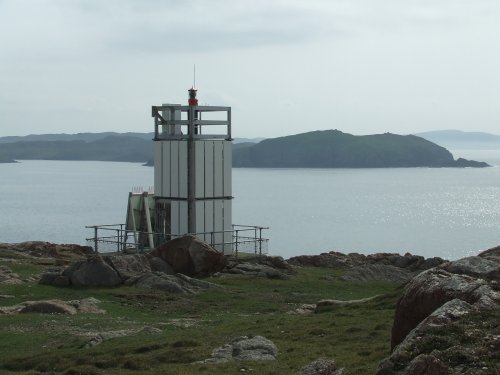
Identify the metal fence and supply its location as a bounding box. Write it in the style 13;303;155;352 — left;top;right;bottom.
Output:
85;224;269;256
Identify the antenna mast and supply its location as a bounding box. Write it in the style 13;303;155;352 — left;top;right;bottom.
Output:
193;64;196;88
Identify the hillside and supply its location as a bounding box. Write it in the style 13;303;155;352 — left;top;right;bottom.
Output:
415;130;500;150
0;130;490;167
0;133;262;164
0;132;155;144
233;130;489;168
0;136;152;163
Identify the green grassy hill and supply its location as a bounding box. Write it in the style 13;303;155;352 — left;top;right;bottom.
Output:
0;253;399;375
233;130;488;168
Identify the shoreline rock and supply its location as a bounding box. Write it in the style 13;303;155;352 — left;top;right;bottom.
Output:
377;246;500;374
288;251;444;274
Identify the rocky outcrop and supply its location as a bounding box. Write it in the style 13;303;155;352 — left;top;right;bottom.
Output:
150;235;227;277
377;249;500;375
103;253;152;280
288;295;382;315
390;258;499;349
39;237;225;294
296;358;349;375
340;264;412;283
377;299;499;374
441;255;499;280
222;262;290;279
219;255;294;279
124;272;221;294
0;297;104;315
479;245;500;260
0;242;93;264
288;252;444;274
61;254;123;287
199;336;278;363
85;326;162;348
0;265;22;285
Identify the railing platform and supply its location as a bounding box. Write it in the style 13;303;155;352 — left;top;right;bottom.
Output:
85;224;269;257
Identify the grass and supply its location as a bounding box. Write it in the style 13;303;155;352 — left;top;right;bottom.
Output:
0;261;400;374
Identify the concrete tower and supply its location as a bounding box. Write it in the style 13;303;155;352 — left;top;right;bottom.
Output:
152;88;233;253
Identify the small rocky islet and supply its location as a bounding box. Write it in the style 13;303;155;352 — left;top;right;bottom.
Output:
0;239;498;374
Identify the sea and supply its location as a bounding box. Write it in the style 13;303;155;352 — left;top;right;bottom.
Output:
1;149;500;261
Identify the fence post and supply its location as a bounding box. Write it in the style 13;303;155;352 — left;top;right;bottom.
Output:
234;229;239;259
259;227;263;257
94;227;98;253
116;228;120;253
254;227;258;256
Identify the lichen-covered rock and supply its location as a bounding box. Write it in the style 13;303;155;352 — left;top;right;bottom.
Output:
379;246;500;375
0;298;104;315
478;245;500;260
71;297;105;314
224;262;289;279
103;254;151;280
232;335;278;361
62;254;122;287
258;255;294;272
149;256;174;274
0;242;93;264
0;265;22;285
199;336;278;363
287;252;444;273
340;264;412;283
296;358;349;375
19;300;77;315
441;256;499;280
403;354;448;375
376;299;499;374
391;268;499;349
125;272;220;294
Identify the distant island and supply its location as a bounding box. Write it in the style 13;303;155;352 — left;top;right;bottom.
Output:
415;130;500;150
233;130;489;168
0;130;489;168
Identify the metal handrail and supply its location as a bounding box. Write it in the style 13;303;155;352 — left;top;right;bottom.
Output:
85;224;269;257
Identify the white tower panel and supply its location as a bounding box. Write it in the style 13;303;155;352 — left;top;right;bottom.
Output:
170;141;179;196
213;142;223;197
154;142;163;195
205;141;214;197
162;142;171;197
195;142;205;198
178;141;188;198
223;141;232;197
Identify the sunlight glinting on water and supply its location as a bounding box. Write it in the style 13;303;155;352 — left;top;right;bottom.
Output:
1;153;500;260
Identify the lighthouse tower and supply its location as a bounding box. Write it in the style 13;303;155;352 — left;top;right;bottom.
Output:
152;88;233;253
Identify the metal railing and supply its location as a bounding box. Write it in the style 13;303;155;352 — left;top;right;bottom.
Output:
85;224;269;256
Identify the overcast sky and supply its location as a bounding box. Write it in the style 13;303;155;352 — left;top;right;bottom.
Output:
1;0;499;138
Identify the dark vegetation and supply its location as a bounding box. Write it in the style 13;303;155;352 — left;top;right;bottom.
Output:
233;130;489;168
0;136;153;163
